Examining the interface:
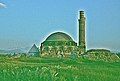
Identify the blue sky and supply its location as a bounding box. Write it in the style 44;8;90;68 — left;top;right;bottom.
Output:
0;0;120;51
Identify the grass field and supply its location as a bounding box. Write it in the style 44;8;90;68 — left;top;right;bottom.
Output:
0;56;120;81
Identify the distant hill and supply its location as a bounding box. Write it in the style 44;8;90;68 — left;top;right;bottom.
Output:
0;47;30;54
0;50;7;53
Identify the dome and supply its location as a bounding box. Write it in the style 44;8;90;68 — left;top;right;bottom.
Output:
45;32;73;41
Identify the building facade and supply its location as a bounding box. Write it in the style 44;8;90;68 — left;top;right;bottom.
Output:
40;11;86;57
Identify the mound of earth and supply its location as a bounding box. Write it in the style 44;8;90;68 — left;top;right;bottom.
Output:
83;49;120;62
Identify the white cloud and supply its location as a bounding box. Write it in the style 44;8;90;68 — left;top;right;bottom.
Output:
0;3;6;8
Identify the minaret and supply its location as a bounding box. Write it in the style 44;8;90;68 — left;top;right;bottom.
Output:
78;11;86;53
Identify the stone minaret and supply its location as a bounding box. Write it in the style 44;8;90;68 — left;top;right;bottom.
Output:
78;11;86;53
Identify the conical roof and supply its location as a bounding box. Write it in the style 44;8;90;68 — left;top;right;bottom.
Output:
28;44;39;53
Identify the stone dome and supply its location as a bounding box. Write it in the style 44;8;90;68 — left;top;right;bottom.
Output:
45;32;73;41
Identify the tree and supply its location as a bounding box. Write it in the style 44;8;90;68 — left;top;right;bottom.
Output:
44;47;50;55
52;46;58;55
59;46;65;57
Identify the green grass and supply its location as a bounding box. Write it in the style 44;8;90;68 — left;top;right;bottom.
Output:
0;56;120;81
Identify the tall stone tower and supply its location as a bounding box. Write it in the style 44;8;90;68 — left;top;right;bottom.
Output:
78;11;86;54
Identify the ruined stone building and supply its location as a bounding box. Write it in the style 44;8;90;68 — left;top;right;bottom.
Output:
40;11;86;57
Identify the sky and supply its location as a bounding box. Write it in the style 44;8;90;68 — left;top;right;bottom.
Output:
0;0;120;51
